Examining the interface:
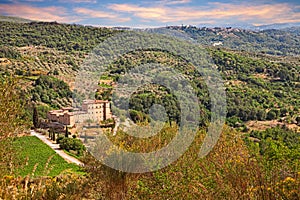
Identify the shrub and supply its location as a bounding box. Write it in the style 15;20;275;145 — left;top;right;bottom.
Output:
59;138;86;156
266;110;277;120
129;109;150;123
56;136;65;144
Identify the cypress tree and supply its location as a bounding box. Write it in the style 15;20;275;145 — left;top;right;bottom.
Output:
33;106;39;128
65;126;69;138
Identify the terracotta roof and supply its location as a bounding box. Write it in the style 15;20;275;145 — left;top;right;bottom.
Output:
83;99;109;104
48;110;64;114
62;107;74;110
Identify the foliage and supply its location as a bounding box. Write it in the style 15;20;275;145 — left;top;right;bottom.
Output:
168;25;300;56
56;136;65;144
32;105;39;128
59;137;86;156
31;75;72;108
248;126;300;167
0;20;299;127
0;21;120;53
36;104;52;119
0;75;28;139
122;126;300;199
0;46;21;59
0;75;29;176
0;173;88;199
0;20;299;199
103;47;299;126
0;125;299;199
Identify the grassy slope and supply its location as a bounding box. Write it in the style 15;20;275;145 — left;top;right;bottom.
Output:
13;136;83;177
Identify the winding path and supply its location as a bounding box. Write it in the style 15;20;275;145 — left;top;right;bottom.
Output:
30;130;84;166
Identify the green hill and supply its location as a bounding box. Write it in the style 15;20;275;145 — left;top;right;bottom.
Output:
0;15;32;23
0;20;299;131
0;20;299;199
167;25;300;56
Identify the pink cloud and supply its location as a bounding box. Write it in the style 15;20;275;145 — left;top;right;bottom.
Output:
108;2;300;24
0;4;79;23
108;4;166;20
74;7;131;22
156;0;191;5
59;0;97;3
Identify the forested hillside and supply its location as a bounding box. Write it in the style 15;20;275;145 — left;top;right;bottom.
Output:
0;20;299;199
167;25;300;56
0;20;299;132
0;21;119;52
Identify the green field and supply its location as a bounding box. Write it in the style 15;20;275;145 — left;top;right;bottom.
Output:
13;136;84;177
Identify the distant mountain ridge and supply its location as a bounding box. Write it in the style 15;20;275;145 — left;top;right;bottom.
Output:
251;22;300;31
1;16;300;56
166;25;300;56
196;22;300;31
0;15;33;23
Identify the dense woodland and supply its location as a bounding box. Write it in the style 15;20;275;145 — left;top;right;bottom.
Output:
168;25;300;55
0;20;299;199
0;21;119;53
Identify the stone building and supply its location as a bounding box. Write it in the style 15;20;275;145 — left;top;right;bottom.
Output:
47;100;112;126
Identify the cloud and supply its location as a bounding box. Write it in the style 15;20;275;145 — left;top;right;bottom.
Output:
8;0;44;2
154;0;191;5
0;4;79;22
21;0;44;2
108;2;300;25
108;4;165;20
1;1;299;26
59;0;97;3
74;7;131;22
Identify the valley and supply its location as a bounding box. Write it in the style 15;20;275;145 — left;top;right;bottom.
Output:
0;18;299;199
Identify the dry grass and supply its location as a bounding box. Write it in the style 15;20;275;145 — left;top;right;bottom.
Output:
246;120;300;132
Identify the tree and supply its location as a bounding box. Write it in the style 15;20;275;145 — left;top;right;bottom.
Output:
33;106;39;128
53;69;59;75
296;116;300;125
32;93;41;102
0;75;27;175
266;110;277;120
0;75;27;139
256;109;266;121
65;126;69;138
59;137;86;156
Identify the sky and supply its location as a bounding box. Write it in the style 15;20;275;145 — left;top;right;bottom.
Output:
0;0;300;27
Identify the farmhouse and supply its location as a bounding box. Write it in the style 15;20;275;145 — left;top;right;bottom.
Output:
213;41;223;46
47;100;112;126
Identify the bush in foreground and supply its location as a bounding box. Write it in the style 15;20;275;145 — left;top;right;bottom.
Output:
59;137;86;156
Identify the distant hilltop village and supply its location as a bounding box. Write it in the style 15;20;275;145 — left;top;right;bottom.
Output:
47;100;112;127
166;25;244;32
